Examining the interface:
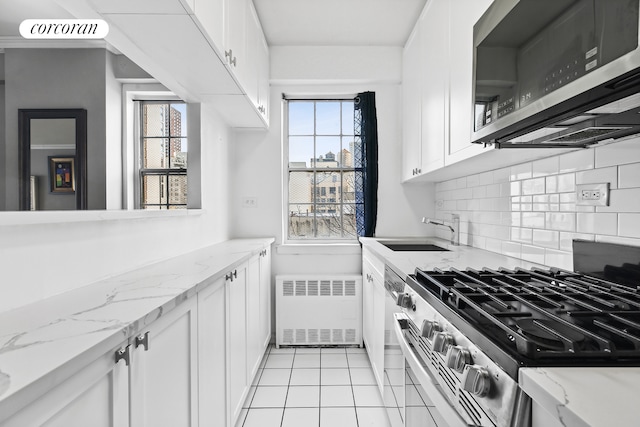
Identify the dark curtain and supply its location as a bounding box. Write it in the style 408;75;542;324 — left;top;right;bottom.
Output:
354;92;378;237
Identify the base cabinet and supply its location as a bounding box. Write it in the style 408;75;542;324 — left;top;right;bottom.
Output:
2;245;272;427
362;249;386;395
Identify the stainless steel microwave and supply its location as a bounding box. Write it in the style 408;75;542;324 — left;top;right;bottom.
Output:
471;0;640;148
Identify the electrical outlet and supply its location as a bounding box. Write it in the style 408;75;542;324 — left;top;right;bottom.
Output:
242;197;258;208
576;183;610;206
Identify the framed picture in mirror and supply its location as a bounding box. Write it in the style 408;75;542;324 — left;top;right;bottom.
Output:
49;156;76;193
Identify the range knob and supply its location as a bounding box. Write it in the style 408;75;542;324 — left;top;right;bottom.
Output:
396;293;416;311
420;319;441;339
432;331;454;354
446;345;471;373
461;365;491;397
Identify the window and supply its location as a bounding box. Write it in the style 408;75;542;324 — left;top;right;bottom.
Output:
287;99;360;239
138;101;188;209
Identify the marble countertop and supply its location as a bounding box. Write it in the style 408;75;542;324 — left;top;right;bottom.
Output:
359;236;543;277
520;367;640;427
360;237;640;427
0;237;274;422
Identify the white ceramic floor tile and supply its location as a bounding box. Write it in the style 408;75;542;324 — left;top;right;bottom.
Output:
320;407;358;427
282;407;320;427
321;347;346;354
251;386;289;408
293;353;321;368
321;353;348;368
406;384;428;407
243;386;257;408
346;347;367;354
405;406;436;427
349;368;377;385
285;385;320;408
265;354;295;369
295;347;322;354
320;385;354;407
290;368;321;386
356;407;393;427
347;353;371;368
353;385;385;407
259;368;292;386
320;368;351;385
242;408;284;427
386;407;403;427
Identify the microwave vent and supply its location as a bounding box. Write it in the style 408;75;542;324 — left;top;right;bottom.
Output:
546;126;632;143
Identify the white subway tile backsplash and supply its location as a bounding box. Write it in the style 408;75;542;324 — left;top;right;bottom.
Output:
532;156;559;177
576;213;617;235
522;177;546;195
546;176;558;193
595;137;640;168
521;244;545;264
522;212;545;228
545;212;576;231
532;229;560;249
597;188;640;213
557;173;576;193
559;232;594;251
576;166;618;189
510;163;532;181
472;186;487;199
618;163;640;188
435;141;638;268
559;149;595;173
544;249;572;270
510;181;521;196
493;167;510;183
501;241;522;259
618;213;640;238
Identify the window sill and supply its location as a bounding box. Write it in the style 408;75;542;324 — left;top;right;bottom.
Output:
276;242;362;255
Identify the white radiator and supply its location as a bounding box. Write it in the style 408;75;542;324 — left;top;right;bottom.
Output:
275;275;363;347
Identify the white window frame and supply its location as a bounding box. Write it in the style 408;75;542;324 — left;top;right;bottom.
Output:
282;95;359;244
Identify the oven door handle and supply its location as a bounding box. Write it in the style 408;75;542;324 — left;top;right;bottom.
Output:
393;313;470;427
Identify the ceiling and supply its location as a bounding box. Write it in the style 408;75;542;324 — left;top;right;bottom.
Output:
0;0;71;37
252;0;427;46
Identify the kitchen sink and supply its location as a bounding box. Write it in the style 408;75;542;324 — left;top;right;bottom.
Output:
381;242;449;252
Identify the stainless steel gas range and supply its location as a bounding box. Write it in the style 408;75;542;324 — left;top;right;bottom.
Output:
385;240;640;427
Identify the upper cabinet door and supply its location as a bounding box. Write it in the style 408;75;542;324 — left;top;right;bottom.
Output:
447;0;494;160
419;0;448;174
193;0;226;52
402;24;423;182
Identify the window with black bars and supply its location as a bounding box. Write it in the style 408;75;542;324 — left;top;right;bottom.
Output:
139;101;188;210
287;99;362;239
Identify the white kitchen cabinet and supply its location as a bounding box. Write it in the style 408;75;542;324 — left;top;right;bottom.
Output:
129;297;199;427
402;0;495;181
259;247;272;350
247;255;262;380
446;0;494;164
402;23;423;181
197;276;227;427
2;341;129;427
255;21;271;124
227;263;249;425
362;248;386;394
192;0;225;52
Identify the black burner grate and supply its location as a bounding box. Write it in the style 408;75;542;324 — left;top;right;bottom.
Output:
413;267;640;365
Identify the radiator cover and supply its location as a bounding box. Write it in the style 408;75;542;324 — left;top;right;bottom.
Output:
275;275;363;347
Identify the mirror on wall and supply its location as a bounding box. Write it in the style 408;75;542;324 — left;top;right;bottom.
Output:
19;109;87;210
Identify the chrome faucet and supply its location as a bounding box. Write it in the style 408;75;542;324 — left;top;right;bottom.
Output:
422;214;460;246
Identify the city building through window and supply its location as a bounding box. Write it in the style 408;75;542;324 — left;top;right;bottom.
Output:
287;99;360;239
138;101;188;209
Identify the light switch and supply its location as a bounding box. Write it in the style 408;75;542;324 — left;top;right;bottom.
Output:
242;197;258;208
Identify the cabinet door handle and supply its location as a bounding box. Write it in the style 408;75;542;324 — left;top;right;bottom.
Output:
233;270;238;279
135;332;149;351
115;345;131;366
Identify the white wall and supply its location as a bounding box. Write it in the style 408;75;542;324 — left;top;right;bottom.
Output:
0;101;232;314
231;46;434;278
433;137;640;270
